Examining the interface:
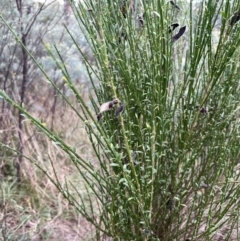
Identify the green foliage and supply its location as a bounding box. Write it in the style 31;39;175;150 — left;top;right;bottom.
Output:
2;0;240;240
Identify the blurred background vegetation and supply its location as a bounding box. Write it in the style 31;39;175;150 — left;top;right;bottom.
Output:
1;0;240;241
0;0;95;240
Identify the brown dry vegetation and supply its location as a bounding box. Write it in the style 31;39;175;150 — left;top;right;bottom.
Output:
0;80;97;240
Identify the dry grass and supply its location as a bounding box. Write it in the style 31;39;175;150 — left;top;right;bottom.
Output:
0;86;98;241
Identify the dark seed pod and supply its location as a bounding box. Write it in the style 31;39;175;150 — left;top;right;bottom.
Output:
172;26;186;42
121;1;127;18
138;14;144;28
169;0;180;10
166;198;174;211
115;103;125;117
118;32;127;44
97;113;102;121
230;11;240;26
169;23;180;33
200;107;207;114
166;184;174;211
